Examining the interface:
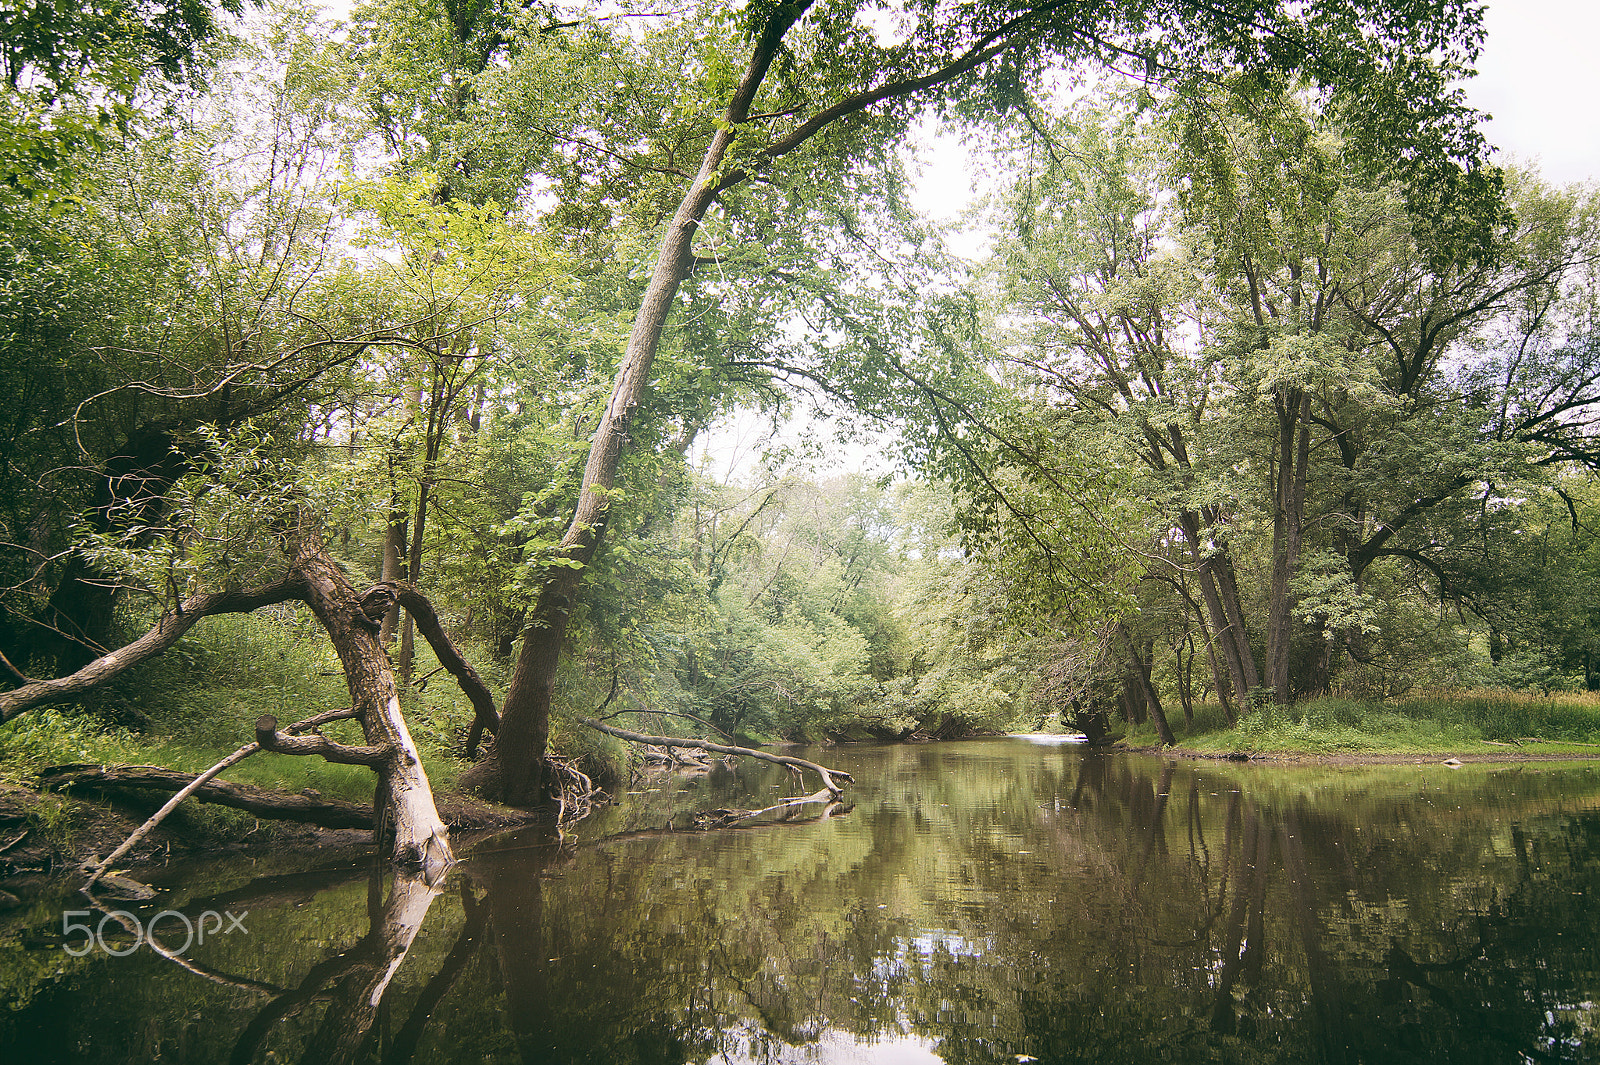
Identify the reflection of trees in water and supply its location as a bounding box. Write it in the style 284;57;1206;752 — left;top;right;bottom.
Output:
445;755;1598;1065
968;757;1600;1065
14;753;1596;1064
222;873;487;1065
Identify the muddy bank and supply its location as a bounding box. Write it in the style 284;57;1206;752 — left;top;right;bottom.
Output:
0;780;376;890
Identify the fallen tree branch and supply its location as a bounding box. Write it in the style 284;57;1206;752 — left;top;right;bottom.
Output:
585;800;854;843
255;714;392;765
1;577;307;722
684;793;848;830
80;706;362;890
577;716;853;797
40;763;377;828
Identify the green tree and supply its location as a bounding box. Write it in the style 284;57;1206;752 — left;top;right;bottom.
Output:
988;88;1600;720
476;0;1499;800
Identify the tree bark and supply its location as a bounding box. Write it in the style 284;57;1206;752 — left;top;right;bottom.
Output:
1179;509;1256;718
378;504;408;643
392;586;501;755
287;522;453;874
1265;389;1312;703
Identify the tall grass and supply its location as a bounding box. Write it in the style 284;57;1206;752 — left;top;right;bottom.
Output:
0;607;486;807
1123;689;1600;753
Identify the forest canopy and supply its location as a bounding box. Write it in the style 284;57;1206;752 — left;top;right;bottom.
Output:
3;0;1598;856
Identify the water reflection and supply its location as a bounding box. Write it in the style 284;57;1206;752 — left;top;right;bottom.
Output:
3;743;1598;1063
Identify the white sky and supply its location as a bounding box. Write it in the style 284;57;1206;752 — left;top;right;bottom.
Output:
1466;0;1600;186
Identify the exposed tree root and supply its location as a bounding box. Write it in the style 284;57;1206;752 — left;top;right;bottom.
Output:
545;755;601;825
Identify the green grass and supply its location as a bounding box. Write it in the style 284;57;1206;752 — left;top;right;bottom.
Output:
1121;689;1600;754
0;608;487;831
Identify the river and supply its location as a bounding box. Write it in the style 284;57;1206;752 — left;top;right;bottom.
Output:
3;739;1598;1063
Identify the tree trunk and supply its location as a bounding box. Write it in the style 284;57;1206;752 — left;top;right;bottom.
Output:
39;762;377;828
287;522;452;874
1119;624;1174;746
1179;508;1255;719
27;425;188;674
478;11;807;806
378;504;408;644
1266;389;1312;704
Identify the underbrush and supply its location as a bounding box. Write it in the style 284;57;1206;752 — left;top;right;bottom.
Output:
1122;689;1600;753
0;609;492;815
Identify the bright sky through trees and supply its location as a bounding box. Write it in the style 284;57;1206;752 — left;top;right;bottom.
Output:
1467;0;1600;186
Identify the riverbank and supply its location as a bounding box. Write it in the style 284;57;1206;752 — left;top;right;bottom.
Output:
1125;743;1600;766
1116;689;1600;761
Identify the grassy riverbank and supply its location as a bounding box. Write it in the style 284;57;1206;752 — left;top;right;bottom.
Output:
0;612;490;867
1120;690;1600;756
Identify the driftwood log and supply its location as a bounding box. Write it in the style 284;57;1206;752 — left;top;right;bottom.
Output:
578;716;853;797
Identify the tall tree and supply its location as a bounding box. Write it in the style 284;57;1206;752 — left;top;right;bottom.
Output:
990;88;1599;712
471;0;1498;796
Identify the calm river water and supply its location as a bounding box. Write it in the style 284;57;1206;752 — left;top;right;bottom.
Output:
3;739;1598;1063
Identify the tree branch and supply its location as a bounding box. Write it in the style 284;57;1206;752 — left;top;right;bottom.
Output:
255;714;393;766
577;716;852;797
391;585;501;755
1;577;308;721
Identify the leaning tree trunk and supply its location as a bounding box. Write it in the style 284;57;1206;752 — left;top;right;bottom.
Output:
474;11;807;807
1118;624;1174;746
287;524;452;874
474;0;1076;804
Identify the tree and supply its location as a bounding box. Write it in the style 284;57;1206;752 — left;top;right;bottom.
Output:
468;0;1498;798
986;86;1600;717
1;0;245;197
2;433;460;875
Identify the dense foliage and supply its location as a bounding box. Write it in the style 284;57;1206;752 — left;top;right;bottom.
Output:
2;0;1598;780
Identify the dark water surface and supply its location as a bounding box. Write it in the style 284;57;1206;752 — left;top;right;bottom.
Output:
4;740;1599;1063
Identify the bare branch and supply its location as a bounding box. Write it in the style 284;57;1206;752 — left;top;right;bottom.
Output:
578;715;852;797
255;714;393;766
391;585;501;754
